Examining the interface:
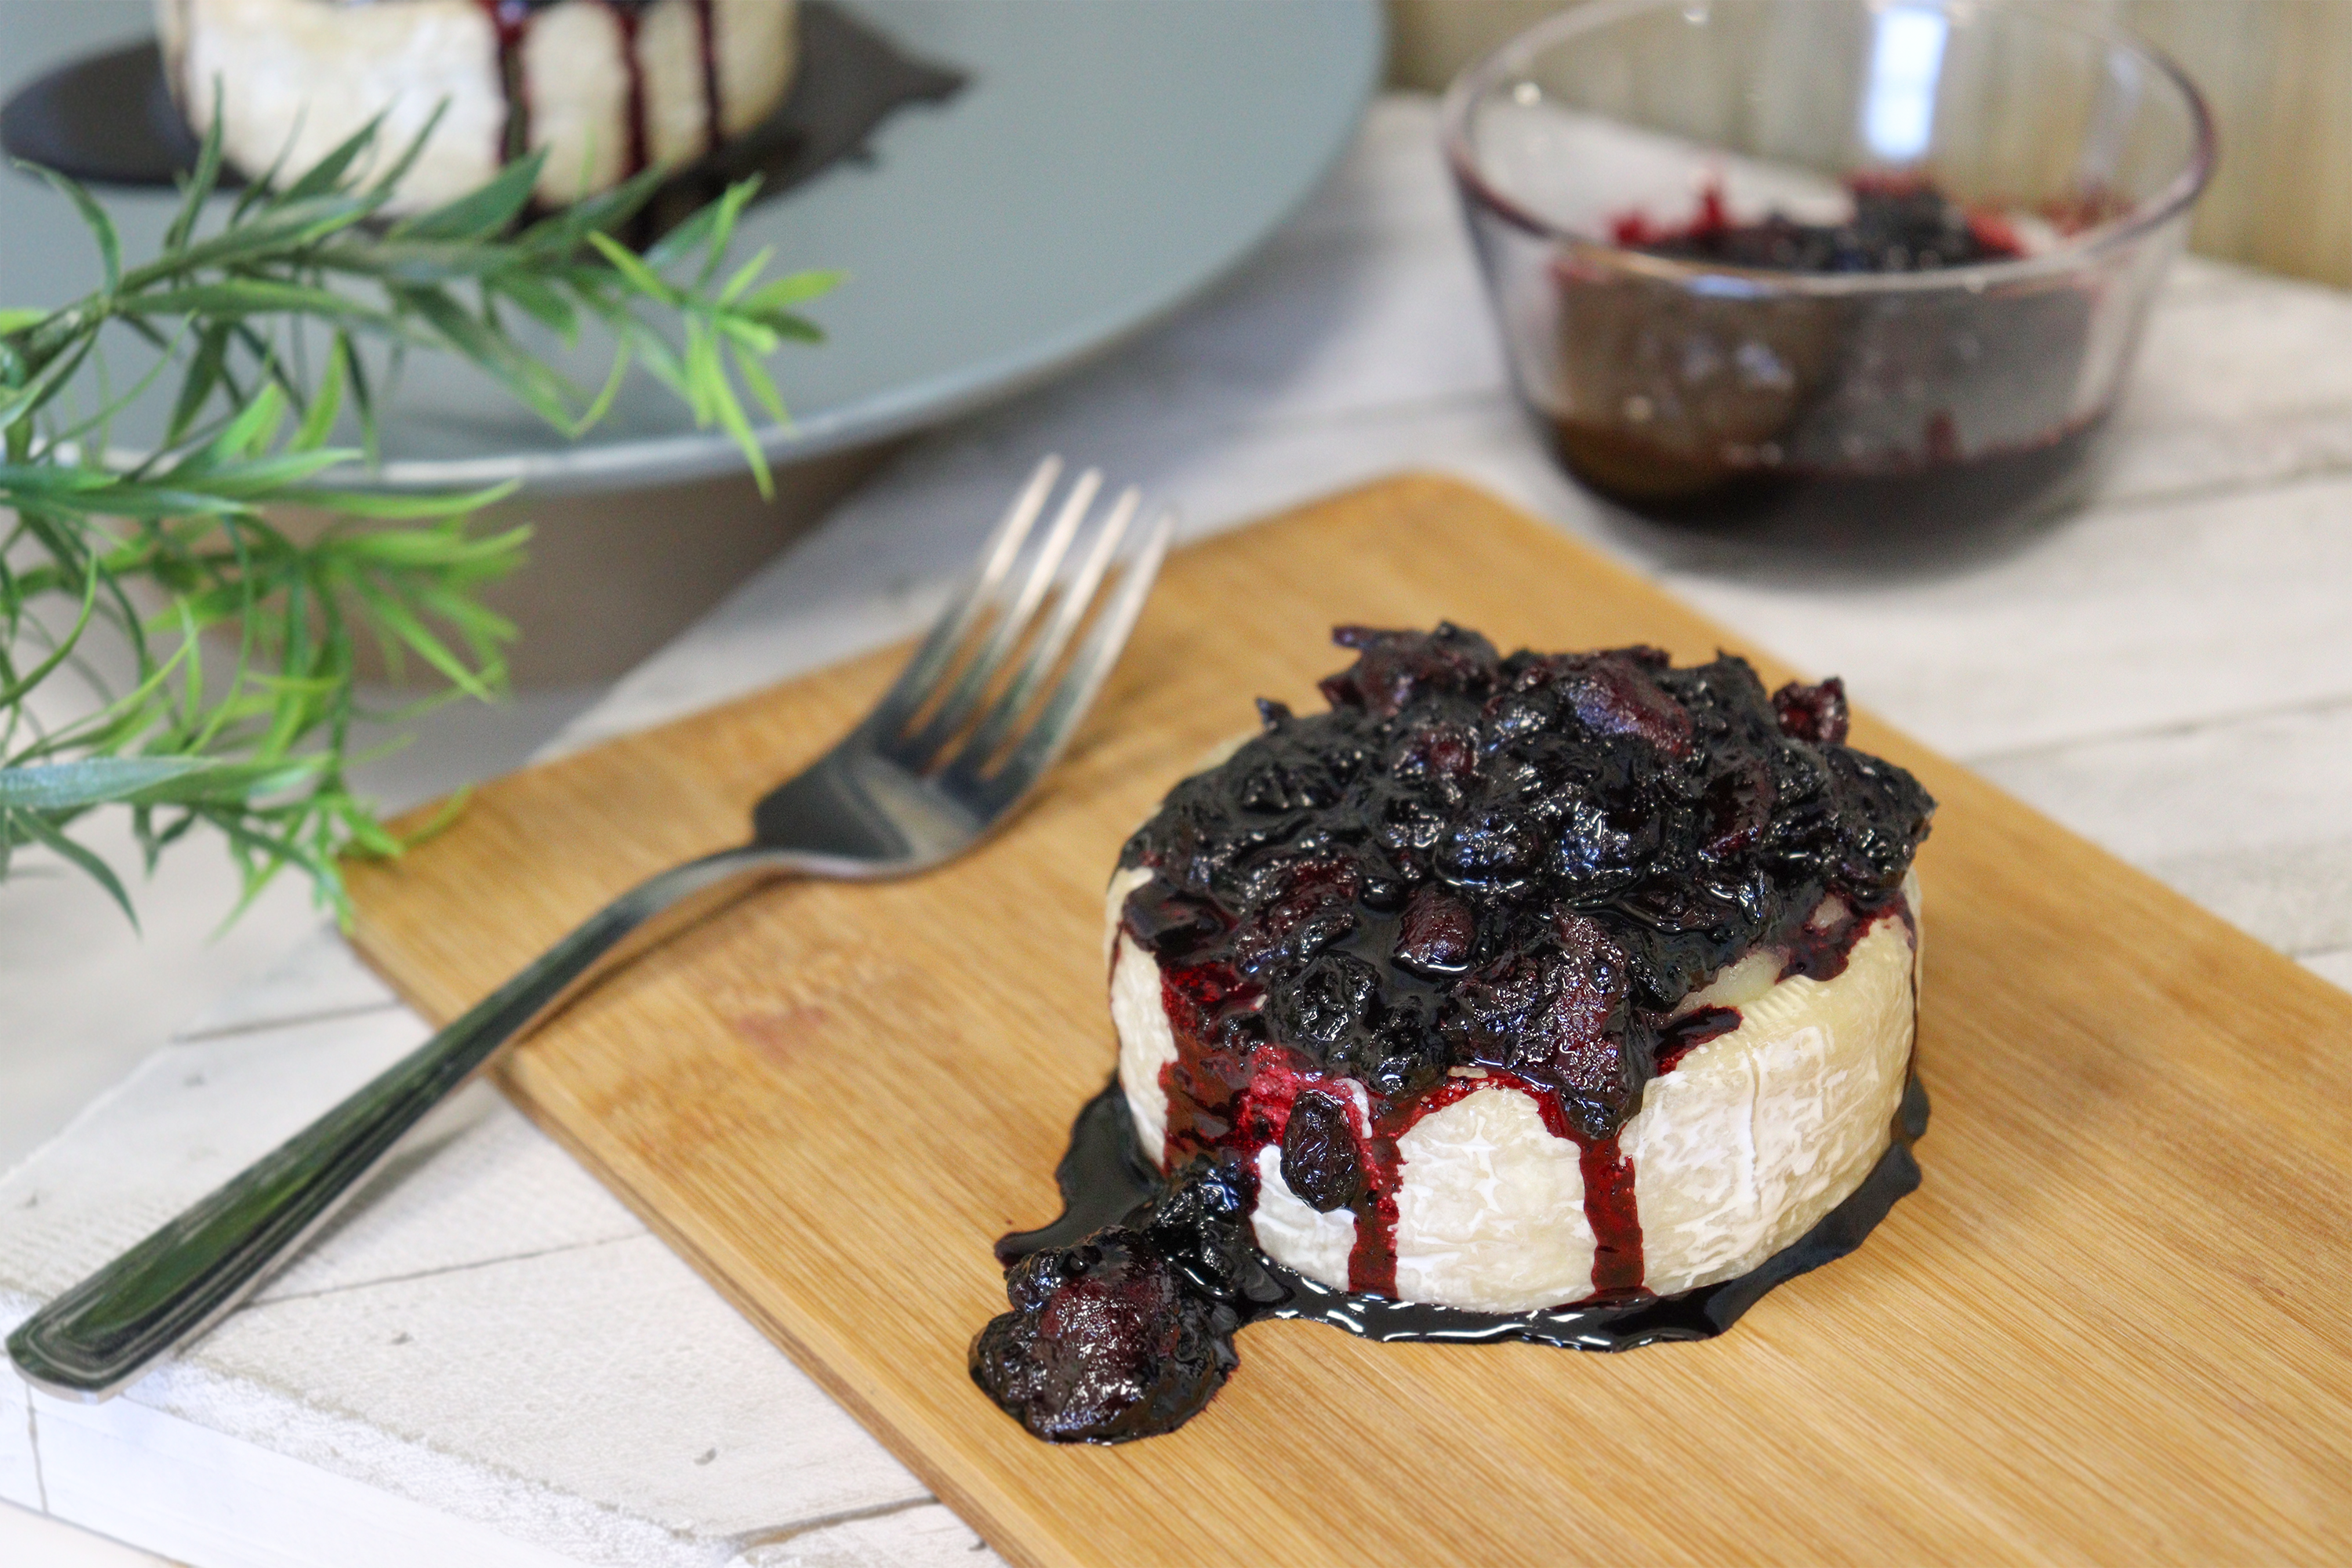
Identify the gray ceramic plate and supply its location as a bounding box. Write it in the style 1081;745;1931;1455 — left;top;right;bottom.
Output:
0;0;1381;494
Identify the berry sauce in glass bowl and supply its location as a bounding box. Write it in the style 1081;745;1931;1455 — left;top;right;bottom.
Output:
1443;0;2216;543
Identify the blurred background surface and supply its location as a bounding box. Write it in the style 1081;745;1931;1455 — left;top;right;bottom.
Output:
1386;0;2352;289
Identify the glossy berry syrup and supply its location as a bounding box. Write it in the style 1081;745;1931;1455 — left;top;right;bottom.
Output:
972;627;1936;1442
1549;179;2096;537
1612;175;2025;274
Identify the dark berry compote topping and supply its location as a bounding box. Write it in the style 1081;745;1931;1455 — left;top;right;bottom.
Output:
1613;176;2024;274
973;627;1936;1443
1126;626;1929;1165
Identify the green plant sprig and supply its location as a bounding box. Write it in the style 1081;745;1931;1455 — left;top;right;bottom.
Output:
0;105;839;926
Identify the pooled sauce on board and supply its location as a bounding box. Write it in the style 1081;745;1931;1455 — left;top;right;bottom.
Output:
972;628;1935;1442
974;1075;1929;1443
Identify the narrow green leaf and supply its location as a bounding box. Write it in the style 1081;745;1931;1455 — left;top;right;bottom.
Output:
713;314;779;356
364;99;449;204
715;246;775;306
636;201;724;273
197;383;290;469
573;339;632;432
121;195;375;285
515;164;666;256
728;338;789;426
121;280;394;326
282;483;513;520
291;337;348;452
24;164;122;292
0;552;98;709
391;149;546;241
585;232;679;305
743;270;844;313
746;310;825;344
0;754;323;810
488;271;578;338
166;322;234;446
14;810;138;930
281;112;387;201
342;575;502;700
389;283;575;427
165;90;229;252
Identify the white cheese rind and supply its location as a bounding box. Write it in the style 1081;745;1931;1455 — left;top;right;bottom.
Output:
161;0;798;212
1393;1086;1596;1311
1251;1146;1358;1285
1105;868;1173;1167
169;0;504;212
520;0;632;205
1111;881;1920;1312
715;0;800;138
1618;913;1916;1296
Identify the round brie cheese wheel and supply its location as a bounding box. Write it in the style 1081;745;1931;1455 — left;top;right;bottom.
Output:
1100;630;1936;1319
1107;867;1919;1312
154;0;799;211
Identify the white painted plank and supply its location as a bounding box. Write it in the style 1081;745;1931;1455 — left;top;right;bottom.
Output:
1;1047;931;1566
0;1367;38;1512
249;1083;650;1305
0;1504;176;1568
0;1044;649;1315
0;683;606;1178
173;924;400;1043
2106;260;2352;503
71;1236;930;1567
0;824;322;1178
29;1386;590;1568
1974;701;2352;960
733;1502;1000;1568
0;1013;428;1303
2303;949;2352;994
1664;472;2352;760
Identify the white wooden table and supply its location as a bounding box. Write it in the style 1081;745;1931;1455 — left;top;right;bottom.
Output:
5;96;2350;1566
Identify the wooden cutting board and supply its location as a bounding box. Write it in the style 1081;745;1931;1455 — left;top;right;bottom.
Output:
346;475;2352;1566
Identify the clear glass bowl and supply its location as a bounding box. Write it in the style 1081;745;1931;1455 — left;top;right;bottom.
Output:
1442;0;2216;539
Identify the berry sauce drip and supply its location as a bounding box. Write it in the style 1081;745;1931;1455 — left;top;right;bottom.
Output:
474;0;670;177
694;0;723;159
1612;176;2025;274
608;1;652;181
970;628;1936;1443
474;0;535;165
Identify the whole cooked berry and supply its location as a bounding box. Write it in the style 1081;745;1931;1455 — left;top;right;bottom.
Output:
1280;1091;1366;1212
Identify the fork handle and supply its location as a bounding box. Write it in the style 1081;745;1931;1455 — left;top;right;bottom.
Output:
7;845;788;1403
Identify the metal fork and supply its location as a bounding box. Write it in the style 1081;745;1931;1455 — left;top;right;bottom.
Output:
9;456;1173;1403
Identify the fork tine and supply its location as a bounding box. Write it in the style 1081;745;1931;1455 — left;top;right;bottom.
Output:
892;467;1102;767
963;503;1174;807
950;484;1142;771
866;455;1062;733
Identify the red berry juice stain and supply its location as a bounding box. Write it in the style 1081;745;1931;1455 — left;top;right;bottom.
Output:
475;0;535;163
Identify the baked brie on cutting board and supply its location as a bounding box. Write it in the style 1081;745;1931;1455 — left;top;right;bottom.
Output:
342;476;2352;1565
154;0;799;209
975;626;1936;1441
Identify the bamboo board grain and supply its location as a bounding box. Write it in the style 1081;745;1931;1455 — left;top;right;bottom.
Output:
345;475;2352;1566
